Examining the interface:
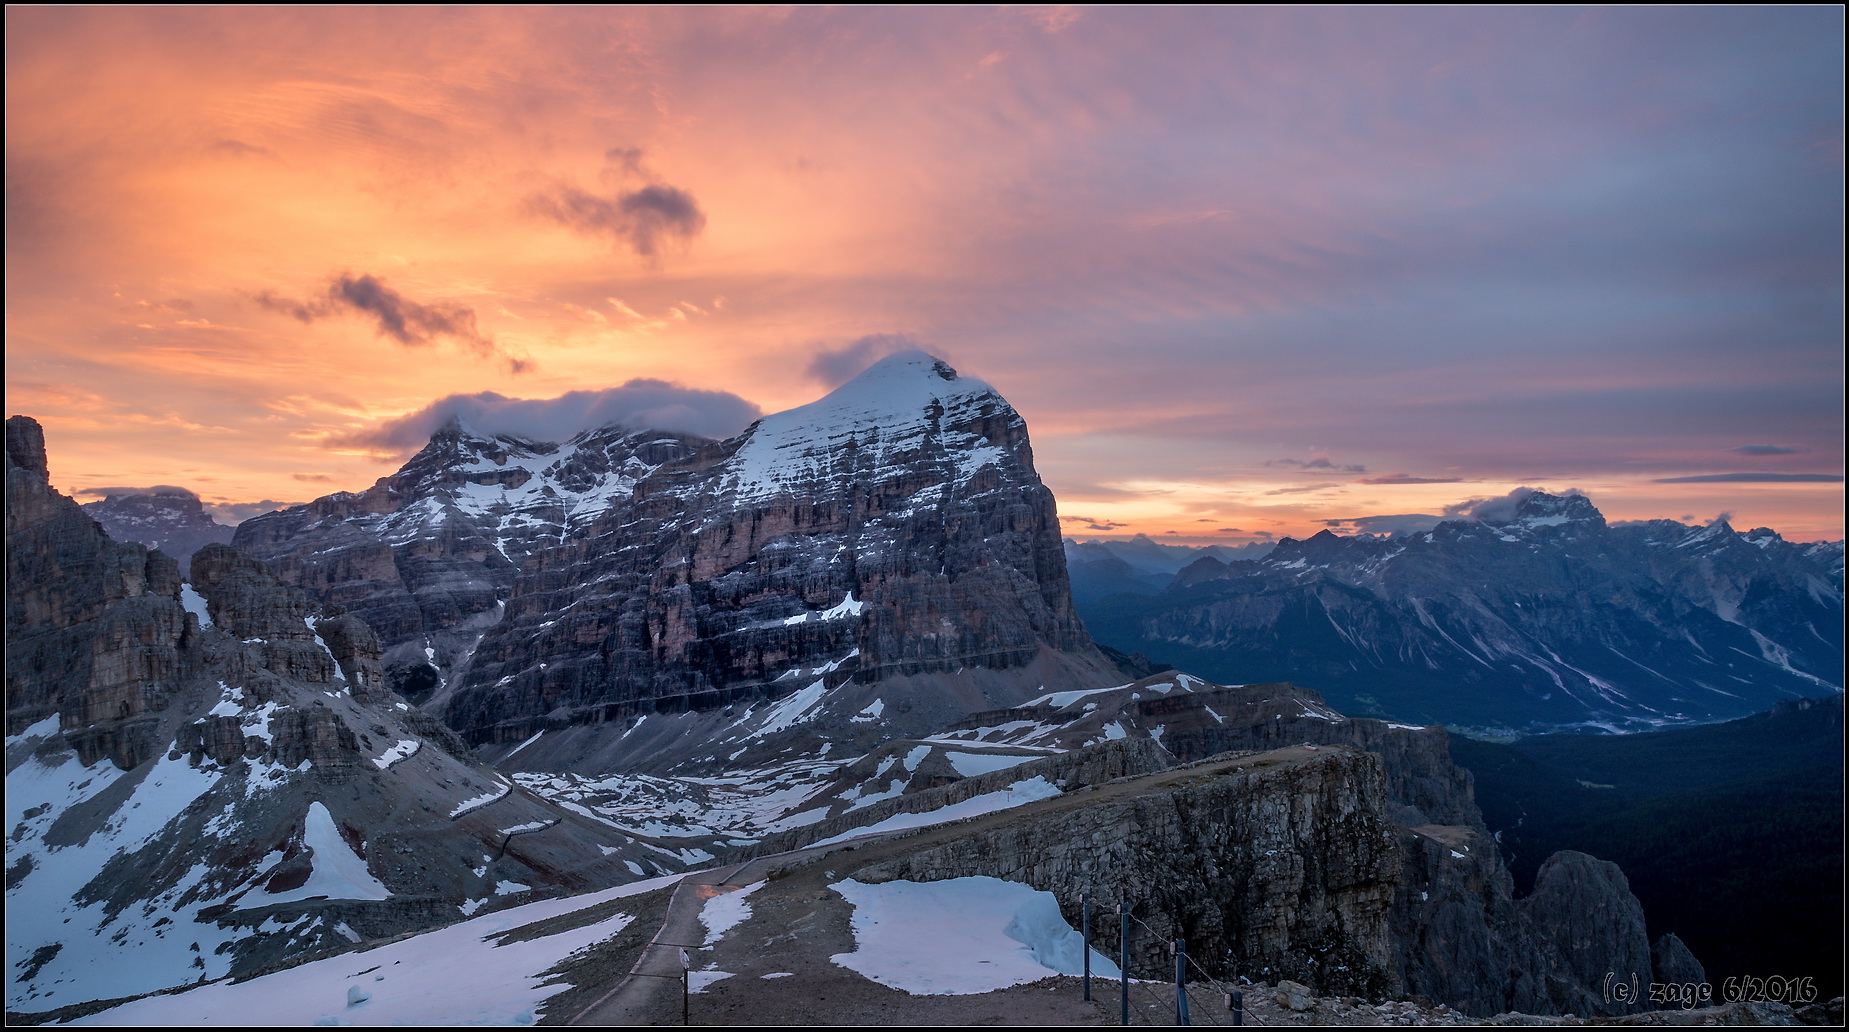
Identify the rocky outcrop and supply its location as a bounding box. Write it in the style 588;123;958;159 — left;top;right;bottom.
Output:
4;416;683;1017
233;422;711;703
1092;490;1843;730
6;415;193;769
934;674;1481;826
855;747;1404;996
81;488;233;570
908;670;1702;1016
1652;932;1706;989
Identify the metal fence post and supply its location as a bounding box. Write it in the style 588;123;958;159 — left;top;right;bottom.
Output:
1175;937;1189;1026
1119;903;1131;1027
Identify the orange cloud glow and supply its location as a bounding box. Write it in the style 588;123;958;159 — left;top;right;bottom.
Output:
6;8;1841;541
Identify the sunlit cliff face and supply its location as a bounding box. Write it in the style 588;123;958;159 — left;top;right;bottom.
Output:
6;7;1842;540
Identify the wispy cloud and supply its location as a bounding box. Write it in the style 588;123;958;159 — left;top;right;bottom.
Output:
1728;444;1808;456
1653;472;1843;484
1354;473;1465;485
1265;454;1366;474
1059;514;1128;531
807;334;929;386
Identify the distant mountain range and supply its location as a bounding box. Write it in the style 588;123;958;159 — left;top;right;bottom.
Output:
1064;535;1274;603
81;487;234;569
1076;490;1843;731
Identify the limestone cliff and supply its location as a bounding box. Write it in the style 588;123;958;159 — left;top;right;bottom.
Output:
4;416;682;1016
906;672;1705;1016
234;352;1118;765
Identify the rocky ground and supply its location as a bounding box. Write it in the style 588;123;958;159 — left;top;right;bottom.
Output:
525;783;1828;1027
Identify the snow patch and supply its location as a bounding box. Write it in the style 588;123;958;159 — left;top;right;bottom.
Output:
180;584;213;628
829;877;1121;995
260;802;391;903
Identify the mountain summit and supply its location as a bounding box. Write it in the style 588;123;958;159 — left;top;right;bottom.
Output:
237;354;1116;772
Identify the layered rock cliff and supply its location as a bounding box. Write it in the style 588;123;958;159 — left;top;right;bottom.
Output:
235;352;1118;766
907;672;1705;1016
5;416;682;1015
233;422;710;704
453;352;1111;750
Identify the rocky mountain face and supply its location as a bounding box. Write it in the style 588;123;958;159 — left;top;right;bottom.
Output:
5;417;682;1016
80;487;235;571
237;352;1119;768
1084;490;1844;730
232;421;711;706
882;673;1705;1017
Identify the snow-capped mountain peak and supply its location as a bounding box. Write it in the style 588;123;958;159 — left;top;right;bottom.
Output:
720;350;1014;503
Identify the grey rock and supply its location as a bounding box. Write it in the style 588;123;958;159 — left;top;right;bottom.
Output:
4;416;684;1016
1651;932;1706;995
81;488;233;570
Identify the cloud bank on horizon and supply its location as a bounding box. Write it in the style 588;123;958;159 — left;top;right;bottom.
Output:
4;6;1842;539
342;382;762;453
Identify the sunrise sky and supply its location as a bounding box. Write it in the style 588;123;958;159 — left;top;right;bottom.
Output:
6;7;1843;543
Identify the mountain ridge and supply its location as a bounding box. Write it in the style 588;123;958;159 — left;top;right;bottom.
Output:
1078;489;1842;731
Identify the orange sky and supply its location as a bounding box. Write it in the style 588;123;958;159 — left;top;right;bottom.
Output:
6;7;1843;542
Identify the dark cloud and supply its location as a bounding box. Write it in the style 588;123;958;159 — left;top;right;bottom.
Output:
1354;473;1465;485
1322;513;1444;536
604;146;646;176
254;275;484;349
253;274;523;369
205;499;295;525
291;473;335;483
1059;515;1128;531
251;289;324;323
1653;472;1844;483
527;183;707;259
76;484;200;500
335;380;762;454
328;273;490;352
1265;454;1367;474
1728;444;1809;456
807;334;929;386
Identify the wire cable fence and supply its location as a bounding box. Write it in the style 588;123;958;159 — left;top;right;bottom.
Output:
1077;902;1268;1026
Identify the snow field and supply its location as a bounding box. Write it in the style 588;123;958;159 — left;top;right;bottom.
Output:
69;874;686;1026
829;877;1122;995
